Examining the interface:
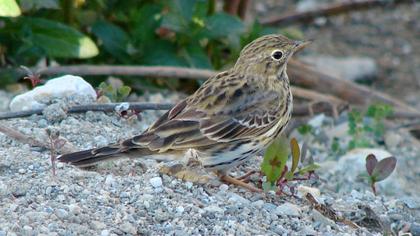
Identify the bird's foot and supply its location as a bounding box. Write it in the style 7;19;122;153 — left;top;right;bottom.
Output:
159;163;212;184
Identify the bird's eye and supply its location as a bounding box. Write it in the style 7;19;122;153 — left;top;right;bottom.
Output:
271;50;283;60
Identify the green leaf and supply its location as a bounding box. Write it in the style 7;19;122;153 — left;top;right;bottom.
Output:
290;138;300;174
22;17;98;58
92;21;131;62
182;43;212;69
262;181;277;192
261;137;289;184
298;163;320;175
204;13;244;38
161;0;197;33
371;156;396;182
0;0;21;17
142;40;186;67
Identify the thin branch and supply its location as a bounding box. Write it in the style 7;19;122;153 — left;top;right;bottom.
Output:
0;124;45;147
0;102;174;120
11;65;216;80
260;0;413;26
5;63;419;114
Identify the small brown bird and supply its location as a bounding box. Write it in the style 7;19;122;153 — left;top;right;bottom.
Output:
58;34;309;190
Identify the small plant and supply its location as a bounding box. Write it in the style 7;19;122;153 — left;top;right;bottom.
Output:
261;137;319;194
347;104;393;150
364;154;396;195
46;128;66;176
97;81;132;102
20;65;43;87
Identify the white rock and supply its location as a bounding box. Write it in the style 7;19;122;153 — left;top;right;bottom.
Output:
275;202;301;217
9;75;96;111
308;114;326;128
384;131;402;149
104;175;116;187
297;186;321;201
301;55;377;82
336;148;393;174
176;206;185;214
149;177;163;188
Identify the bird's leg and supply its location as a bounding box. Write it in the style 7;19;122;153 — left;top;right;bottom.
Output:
216;171;262;192
236;170;258;181
159;149;213;184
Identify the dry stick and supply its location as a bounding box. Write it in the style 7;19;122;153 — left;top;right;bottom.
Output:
0;102;174;120
35;65;215;80
0;102;342;120
8;63;419;114
0;123;46;148
260;0;414;26
288;60;420;114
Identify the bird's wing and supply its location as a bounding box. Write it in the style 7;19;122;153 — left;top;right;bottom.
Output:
122;72;289;151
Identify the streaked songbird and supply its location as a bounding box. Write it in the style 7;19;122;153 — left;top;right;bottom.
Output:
58;34;309;191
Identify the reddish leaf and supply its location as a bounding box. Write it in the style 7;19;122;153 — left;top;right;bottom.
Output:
372;156;397;182
365;154;378;176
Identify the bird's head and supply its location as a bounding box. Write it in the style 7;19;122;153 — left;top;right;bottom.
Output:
233;34;310;78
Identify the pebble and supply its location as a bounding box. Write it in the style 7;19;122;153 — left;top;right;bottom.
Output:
275;203;302;217
150;177;163;188
312;210;336;228
54;208;69;220
104;175;116;187
100;230;110;236
120;222;137;235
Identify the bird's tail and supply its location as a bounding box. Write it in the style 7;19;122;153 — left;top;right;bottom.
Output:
57;144;154;168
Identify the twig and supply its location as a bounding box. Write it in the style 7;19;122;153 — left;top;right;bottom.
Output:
5;63;419;114
0;102;174;120
11;65;215;80
0;123;46;148
305;193;360;229
260;0;414;26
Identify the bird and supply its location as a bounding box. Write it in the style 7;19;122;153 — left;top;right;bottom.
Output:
58;34;309;191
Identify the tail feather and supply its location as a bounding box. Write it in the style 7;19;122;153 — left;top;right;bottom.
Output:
57;146;124;167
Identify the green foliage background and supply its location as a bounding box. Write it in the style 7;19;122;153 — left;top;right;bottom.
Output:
0;0;301;91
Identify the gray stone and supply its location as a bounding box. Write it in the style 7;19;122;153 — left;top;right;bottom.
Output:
149;177;163;188
301;55;377;82
275;203;301;217
54;208;69;220
120;222;137;235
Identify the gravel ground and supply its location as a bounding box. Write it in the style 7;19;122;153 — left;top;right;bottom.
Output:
0;91;419;235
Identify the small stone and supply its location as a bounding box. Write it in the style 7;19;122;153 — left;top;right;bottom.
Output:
55;208;69;220
275;202;301;217
203;205;224;214
410;223;420;236
312;209;336;227
68;204;82;215
105;175;116;187
308;114;326;128
252;200;265;208
297;186;321;199
185;182;193;189
228;193;251;205
219;184;229;192
176;206;185;214
94;135;108;147
384;132;402;148
91;220;106;230
120;222;137;235
149;177;163;188
18;168;26;174
100;230;110;236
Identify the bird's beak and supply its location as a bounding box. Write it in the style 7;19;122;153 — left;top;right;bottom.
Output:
293;40;311;52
